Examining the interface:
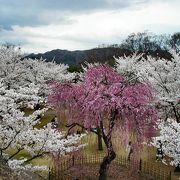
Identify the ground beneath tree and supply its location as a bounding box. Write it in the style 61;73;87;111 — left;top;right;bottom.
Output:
61;163;155;180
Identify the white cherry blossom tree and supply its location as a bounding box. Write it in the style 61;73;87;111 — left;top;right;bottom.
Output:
0;45;83;171
115;49;180;167
115;50;180;121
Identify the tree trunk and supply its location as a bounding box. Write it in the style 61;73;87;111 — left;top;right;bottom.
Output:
99;139;116;180
97;126;103;151
98;109;118;180
171;103;179;122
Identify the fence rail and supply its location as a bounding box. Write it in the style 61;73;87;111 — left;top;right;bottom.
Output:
49;154;172;180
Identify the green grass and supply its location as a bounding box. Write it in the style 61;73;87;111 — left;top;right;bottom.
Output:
36;108;55;128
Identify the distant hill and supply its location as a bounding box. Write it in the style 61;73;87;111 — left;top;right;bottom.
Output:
19;31;180;67
26;48;132;66
26;45;172;72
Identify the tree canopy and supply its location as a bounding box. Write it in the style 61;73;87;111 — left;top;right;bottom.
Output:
48;65;158;179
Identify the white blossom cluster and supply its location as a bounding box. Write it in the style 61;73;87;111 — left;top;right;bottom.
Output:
115;49;180;121
151;119;180;166
0;46;83;171
0;46;75;104
115;53;143;82
8;159;48;172
22;58;75;99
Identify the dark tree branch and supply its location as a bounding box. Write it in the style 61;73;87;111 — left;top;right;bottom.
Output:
7;148;23;161
66;123;98;136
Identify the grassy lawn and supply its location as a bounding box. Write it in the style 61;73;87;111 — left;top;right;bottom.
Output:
80;132;156;161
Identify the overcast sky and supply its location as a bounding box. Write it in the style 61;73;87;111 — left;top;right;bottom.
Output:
0;0;180;53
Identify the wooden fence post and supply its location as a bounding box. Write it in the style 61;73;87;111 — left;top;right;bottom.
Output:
169;171;171;180
139;159;142;172
72;155;75;166
48;166;51;180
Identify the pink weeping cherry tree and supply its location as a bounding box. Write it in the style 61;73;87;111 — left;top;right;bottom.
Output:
48;65;158;180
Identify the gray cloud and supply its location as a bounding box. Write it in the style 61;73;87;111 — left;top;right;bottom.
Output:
0;0;152;29
0;28;29;46
1;0;178;53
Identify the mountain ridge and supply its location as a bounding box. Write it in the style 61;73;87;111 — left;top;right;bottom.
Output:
26;47;132;66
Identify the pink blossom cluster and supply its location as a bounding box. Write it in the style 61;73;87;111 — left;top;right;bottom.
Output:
48;65;158;142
